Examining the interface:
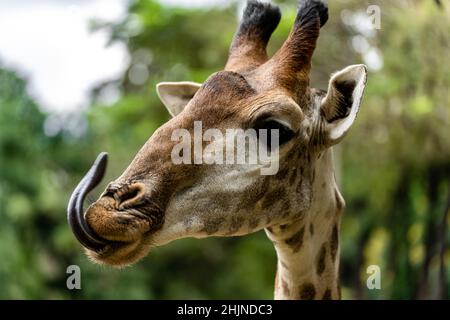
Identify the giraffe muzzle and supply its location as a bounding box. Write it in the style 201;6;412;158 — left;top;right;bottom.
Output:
67;152;109;252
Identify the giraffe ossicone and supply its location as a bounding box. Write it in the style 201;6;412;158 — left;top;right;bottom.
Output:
68;0;367;300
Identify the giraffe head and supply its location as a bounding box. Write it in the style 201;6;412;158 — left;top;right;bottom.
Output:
68;0;367;266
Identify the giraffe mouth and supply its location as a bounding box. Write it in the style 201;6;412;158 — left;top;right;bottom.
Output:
68;152;163;266
67;152;110;252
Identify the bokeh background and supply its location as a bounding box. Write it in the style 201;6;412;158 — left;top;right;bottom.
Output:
0;0;449;299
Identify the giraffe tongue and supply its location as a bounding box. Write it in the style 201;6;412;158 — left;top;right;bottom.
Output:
67;152;109;252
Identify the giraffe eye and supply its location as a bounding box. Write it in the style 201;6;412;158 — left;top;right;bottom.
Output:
253;119;295;150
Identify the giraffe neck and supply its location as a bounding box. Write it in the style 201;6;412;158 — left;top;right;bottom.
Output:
266;148;344;300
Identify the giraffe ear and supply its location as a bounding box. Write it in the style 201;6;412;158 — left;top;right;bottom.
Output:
156;81;202;117
320;64;367;143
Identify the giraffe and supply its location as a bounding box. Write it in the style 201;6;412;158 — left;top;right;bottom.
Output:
68;0;367;300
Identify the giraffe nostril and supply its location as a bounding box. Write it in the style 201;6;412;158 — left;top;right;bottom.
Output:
119;189;139;202
114;183;146;209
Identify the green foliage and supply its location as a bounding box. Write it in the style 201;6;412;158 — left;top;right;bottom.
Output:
0;0;449;299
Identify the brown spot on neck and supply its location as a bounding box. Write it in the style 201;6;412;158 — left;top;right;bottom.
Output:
316;243;327;275
330;223;339;262
285;226;305;253
281;279;290;297
299;283;316;300
322;288;332;300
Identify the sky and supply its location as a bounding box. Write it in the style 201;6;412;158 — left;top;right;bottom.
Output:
0;0;226;113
